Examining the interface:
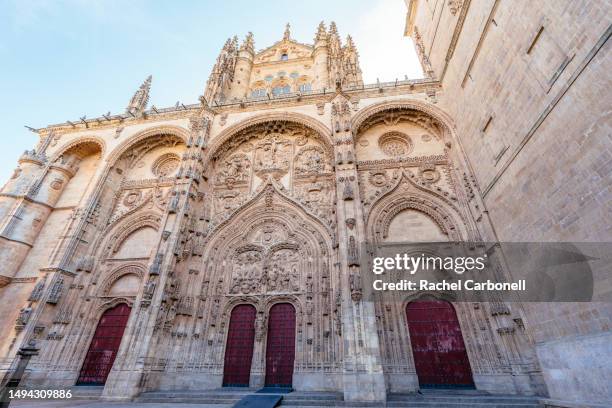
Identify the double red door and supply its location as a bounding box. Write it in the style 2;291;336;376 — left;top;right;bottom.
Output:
77;303;131;385
265;303;296;387
406;300;474;387
223;305;256;386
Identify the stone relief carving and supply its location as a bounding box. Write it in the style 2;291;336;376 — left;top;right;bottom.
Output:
378;131;413;158
294;146;331;176
215;154;251;188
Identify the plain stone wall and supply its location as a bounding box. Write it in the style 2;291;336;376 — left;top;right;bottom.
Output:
408;0;612;404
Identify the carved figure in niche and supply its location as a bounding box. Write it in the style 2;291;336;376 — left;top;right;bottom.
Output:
253;135;290;179
16;307;32;327
306;277;314;294
143;277;156;300
216;154;251;188
305;298;314;324
294;146;328;175
47;277;64;304
211;299;220;323
349;272;362;301
348;236;359;266
166;303;177;324
28;278;46;301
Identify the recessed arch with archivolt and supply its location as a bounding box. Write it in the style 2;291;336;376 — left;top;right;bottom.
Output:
198;179;341;377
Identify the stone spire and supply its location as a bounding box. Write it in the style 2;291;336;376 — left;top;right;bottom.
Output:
342;35;363;88
283;23;291;41
204;37;238;103
126;75;152;117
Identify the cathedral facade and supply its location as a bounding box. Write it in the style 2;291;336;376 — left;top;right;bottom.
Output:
0;2;610;406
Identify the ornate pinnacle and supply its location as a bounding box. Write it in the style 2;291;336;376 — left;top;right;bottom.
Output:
315;21;327;41
329;21;338;35
241;32;255;53
126;75;152;116
345;35;355;50
283;23;291;40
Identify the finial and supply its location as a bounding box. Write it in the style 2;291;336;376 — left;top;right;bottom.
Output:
126;75;152;117
241;31;255;53
329;21;338;34
284;23;291;40
345;35;355;48
316;21;327;41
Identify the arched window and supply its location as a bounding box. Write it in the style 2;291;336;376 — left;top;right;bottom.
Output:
272;85;291;96
280;53;288;61
251;88;267;98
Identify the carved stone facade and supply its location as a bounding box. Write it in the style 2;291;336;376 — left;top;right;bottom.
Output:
1;13;602;404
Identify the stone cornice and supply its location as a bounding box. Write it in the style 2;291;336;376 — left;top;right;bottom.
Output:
35;79;440;135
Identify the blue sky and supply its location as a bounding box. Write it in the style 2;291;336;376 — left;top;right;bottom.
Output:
0;0;422;183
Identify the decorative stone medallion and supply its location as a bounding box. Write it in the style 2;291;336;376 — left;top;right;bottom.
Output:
378;132;413;158
152;153;180;177
123;191;142;208
418;163;440;183
368;171;388;187
50;178;64;190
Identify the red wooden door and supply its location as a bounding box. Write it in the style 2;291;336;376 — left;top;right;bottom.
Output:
223;304;256;387
265;303;296;387
406;300;474;387
77;303;131;385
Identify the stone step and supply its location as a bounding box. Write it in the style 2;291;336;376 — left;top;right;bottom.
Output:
387;396;539;402
134;389;540;408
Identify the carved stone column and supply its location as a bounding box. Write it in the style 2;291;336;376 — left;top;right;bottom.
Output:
331;93;386;403
102;110;210;400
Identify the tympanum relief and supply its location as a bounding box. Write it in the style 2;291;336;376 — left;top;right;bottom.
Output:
355;110;456;218
211;121;334;226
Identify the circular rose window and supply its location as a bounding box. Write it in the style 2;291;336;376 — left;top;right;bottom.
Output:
378;132;413;158
152;153;180;177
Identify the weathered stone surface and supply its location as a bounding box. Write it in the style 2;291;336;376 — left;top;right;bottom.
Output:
0;7;607;405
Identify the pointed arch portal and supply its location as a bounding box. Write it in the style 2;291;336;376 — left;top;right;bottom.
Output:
223;304;257;387
77;303;131;385
406;300;474;388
